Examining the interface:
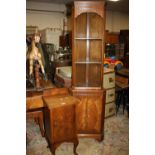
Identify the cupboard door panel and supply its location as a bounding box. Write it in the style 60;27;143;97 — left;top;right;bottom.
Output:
52;105;76;143
76;97;87;132
87;96;102;133
74;92;103;134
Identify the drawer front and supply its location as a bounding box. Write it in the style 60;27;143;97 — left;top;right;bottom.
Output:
103;72;115;89
105;102;115;118
106;88;115;103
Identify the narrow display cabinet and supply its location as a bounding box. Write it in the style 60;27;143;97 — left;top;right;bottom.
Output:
70;1;106;141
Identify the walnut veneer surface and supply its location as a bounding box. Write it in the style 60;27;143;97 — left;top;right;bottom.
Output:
43;95;79;155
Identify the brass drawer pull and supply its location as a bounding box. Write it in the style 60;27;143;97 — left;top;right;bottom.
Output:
108;93;114;97
109;78;114;83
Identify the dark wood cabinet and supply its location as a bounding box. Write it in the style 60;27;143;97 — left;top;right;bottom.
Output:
71;1;106;141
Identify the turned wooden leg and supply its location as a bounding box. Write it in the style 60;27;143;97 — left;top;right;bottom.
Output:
123;90;126;114
73;139;79;155
50;144;57;155
38;113;45;137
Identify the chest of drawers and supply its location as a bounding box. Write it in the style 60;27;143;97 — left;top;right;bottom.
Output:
103;68;116;118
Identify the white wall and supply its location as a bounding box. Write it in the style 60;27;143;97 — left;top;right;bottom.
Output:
26;1;66;30
106;10;129;32
26;2;129;47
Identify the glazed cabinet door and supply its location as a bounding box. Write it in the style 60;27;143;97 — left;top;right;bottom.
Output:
73;11;104;88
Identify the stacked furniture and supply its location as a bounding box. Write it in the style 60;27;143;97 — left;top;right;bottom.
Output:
70;1;106;141
103;68;116;118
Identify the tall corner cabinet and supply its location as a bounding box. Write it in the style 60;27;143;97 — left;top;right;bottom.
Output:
70;1;106;141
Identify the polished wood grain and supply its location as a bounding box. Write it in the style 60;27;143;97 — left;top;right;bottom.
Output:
74;1;105;18
26;95;43;111
71;1;106;141
43;95;79;155
72;1;105;88
70;88;105;141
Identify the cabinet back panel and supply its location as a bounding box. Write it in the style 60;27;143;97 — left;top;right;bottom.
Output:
75;13;87;38
89;13;103;38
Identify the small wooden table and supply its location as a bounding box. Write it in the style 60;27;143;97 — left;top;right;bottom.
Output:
26;81;55;137
43;95;79;155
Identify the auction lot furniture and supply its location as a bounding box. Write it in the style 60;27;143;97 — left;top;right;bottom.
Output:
43;95;79;155
26;91;45;137
70;1;106;141
26;82;55;137
115;68;129;115
103;68;116;118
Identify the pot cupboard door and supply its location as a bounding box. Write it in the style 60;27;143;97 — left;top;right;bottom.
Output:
51;105;76;143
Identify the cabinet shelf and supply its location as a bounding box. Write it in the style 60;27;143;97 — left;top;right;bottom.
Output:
74;61;102;64
75;37;102;40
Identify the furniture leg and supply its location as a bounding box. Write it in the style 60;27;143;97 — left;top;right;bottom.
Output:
123;90;126;114
73;140;79;155
50;143;58;155
38;113;45;137
116;91;122;114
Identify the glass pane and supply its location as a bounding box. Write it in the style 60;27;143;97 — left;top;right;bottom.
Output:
75;64;101;87
89;40;102;62
75;40;86;62
75;64;86;87
89;13;103;38
75;13;87;38
88;64;101;87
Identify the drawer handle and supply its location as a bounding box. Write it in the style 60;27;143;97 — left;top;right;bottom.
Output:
108;93;114;97
109;78;114;83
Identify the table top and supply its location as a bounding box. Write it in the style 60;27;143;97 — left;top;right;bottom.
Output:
43;95;80;109
116;68;129;78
